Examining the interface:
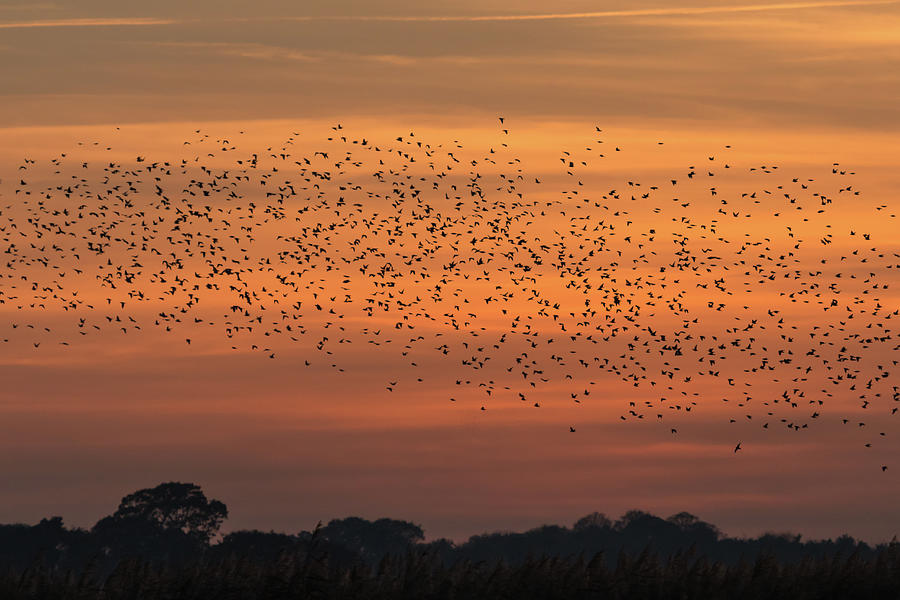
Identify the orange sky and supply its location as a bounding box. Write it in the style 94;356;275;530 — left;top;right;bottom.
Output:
0;1;898;543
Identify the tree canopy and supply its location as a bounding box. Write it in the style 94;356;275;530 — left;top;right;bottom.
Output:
105;482;227;543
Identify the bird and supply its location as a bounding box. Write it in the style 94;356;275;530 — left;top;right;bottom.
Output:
1;118;894;467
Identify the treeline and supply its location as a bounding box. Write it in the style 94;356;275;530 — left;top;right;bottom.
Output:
0;482;897;599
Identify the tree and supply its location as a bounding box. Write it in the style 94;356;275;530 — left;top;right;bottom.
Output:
108;482;228;544
667;512;701;530
321;517;424;564
573;512;612;532
667;512;720;545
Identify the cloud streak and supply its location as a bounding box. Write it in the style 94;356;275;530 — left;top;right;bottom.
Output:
153;42;319;63
0;3;59;11
0;17;174;29
2;2;894;31
276;0;900;22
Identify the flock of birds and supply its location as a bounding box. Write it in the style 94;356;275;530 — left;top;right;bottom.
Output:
1;119;896;468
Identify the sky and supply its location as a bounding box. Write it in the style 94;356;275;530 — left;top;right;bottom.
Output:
0;0;899;543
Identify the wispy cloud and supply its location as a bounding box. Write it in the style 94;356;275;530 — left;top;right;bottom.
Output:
0;3;59;11
145;41;693;70
0;17;174;29
3;2;894;31
154;42;319;63
272;0;899;22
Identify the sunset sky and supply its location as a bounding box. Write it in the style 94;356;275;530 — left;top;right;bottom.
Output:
1;0;899;543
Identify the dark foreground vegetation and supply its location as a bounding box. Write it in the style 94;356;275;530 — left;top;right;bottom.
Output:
1;482;897;599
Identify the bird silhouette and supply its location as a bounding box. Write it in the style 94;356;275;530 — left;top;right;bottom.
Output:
1;120;895;467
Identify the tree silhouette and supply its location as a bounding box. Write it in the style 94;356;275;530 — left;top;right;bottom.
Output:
2;492;899;598
573;511;612;532
320;517;424;564
107;482;227;544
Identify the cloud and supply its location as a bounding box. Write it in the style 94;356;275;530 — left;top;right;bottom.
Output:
0;3;59;10
4;2;894;32
271;0;900;23
0;17;174;29
146;41;690;69
153;42;319;63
